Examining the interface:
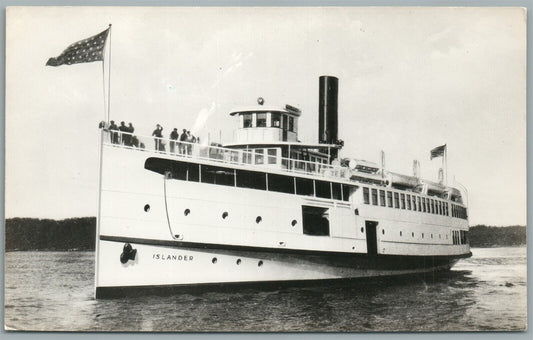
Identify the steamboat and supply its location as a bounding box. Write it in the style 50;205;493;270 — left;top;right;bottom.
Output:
95;76;471;298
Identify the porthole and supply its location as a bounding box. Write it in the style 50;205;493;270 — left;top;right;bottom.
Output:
382;229;385;235
258;260;263;267
291;219;297;227
256;216;262;223
222;211;228;219
144;204;150;212
361;227;364;233
400;231;403;236
184;209;191;216
212;257;217;264
412;232;414;237
236;259;241;265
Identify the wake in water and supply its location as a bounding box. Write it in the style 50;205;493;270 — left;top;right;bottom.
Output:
4;247;527;331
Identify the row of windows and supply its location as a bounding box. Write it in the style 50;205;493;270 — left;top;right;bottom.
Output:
452;204;468;219
145;158;353;201
242;112;296;132
363;187;467;219
384;228;468;245
452;230;468;245
241;148;279;165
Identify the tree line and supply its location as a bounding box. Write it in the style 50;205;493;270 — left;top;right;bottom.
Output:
3;217;527;251
5;217;96;251
467;224;526;248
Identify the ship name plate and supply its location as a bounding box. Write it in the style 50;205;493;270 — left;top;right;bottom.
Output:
152;253;194;261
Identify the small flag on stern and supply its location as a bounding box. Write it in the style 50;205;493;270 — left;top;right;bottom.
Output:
430;144;446;160
46;27;110;67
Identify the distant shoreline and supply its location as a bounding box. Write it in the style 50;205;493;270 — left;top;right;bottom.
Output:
4;217;526;251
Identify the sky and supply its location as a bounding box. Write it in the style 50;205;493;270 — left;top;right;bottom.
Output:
5;6;526;226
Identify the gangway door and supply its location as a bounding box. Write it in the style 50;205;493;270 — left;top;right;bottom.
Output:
365;220;378;257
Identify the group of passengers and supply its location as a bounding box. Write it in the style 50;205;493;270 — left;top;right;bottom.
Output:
152;124;199;154
108;121;143;148
102;121;198;154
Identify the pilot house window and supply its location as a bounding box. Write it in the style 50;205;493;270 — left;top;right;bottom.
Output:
271;113;281;127
257;113;267;127
243;113;253;128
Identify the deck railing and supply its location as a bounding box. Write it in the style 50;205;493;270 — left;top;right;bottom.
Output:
102;128;350;180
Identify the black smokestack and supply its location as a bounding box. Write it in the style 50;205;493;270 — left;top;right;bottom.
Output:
318;76;338;146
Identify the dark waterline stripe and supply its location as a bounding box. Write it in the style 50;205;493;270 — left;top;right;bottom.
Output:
99;234;472;260
95;270;453;299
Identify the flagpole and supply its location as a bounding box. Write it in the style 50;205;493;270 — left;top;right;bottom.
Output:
96;24;111;298
106;24;112;123
101;53;106;123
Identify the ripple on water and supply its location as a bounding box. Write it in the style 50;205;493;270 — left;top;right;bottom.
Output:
3;247;528;332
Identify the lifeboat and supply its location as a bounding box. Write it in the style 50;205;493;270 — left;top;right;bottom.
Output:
387;172;420;190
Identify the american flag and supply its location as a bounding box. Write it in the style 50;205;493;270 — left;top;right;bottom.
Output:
46;27;110;67
430;144;446;160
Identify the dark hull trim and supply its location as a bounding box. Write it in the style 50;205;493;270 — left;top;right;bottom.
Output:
100;234;472;264
95;270;451;299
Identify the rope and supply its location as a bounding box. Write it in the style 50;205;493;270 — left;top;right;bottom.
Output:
163;171;179;240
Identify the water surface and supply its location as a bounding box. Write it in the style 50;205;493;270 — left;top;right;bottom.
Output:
4;247;527;331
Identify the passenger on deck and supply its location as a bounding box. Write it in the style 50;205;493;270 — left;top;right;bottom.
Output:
152;124;163;151
125;122;135;146
179;128;187;154
131;135;139;148
170;128;179;153
119;121;128;145
109;120;119;144
186;131;193;155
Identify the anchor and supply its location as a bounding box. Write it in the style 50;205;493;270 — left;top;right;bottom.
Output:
120;243;137;264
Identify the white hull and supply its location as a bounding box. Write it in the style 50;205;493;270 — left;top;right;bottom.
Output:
95;136;470;298
96;238;458;298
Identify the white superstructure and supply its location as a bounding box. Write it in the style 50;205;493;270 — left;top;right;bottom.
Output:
94;76;471;298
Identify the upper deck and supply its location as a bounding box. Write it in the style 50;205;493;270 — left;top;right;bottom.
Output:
100;128;467;211
102;128;358;182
